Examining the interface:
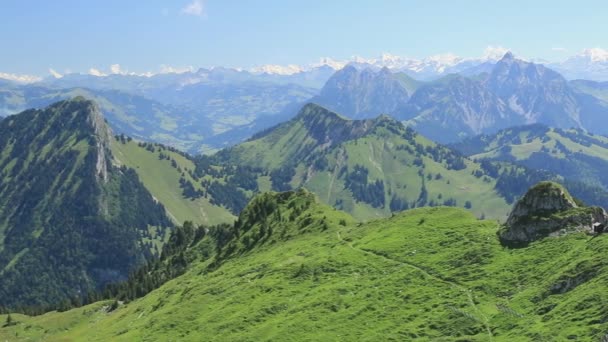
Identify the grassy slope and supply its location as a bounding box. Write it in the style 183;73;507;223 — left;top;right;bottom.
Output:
221;105;510;221
470;128;608;162
3;195;607;341
571;81;608;102
459;126;608;193
394;72;425;94
111;139;235;226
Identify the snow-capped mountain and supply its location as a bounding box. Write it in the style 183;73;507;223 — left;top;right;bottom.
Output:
249;47;511;80
549;48;608;81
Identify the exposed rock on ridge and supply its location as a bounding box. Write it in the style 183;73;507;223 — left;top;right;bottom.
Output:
500;181;608;245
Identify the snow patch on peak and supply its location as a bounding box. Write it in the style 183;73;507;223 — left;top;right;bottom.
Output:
483;46;511;61
580;48;608;62
426;53;461;66
0;72;43;84
312;57;348;70
250;64;304;75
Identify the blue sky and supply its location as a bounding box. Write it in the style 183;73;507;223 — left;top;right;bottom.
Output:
1;0;606;76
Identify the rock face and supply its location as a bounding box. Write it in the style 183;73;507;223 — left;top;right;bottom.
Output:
312;66;411;119
500;181;608;245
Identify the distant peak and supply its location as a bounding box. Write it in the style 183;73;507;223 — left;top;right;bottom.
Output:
296;103;346;121
70;95;92;103
501;51;515;61
379;66;391;74
340;64;358;73
373;113;398;123
579;48;608;62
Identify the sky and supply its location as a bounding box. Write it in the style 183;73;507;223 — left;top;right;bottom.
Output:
1;0;607;77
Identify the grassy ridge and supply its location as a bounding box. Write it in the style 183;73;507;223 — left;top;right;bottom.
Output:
3;192;607;341
454;124;608;192
219;103;511;221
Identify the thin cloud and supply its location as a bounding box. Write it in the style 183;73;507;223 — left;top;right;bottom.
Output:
181;0;204;16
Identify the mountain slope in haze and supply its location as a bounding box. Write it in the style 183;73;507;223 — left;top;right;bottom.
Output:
549;48;608;81
453;124;608;191
0;81;316;154
153;81;317;128
0;98;174;308
402;74;522;142
6;188;608;341
404;53;608;143
41;65;333;93
216;103;512;220
0;85;217;153
571;79;608;102
316;53;608;144
485;52;583;128
311;66;411;119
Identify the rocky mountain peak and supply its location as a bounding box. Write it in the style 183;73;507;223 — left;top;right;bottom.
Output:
500;182;608;246
506;181;578;226
500;51;515;62
51;97;113;182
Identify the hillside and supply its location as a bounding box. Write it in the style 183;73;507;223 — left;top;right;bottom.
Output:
453;124;608;191
110;138;237;226
0;98;174;309
4;188;608;340
571;79;608;102
217;103;512;220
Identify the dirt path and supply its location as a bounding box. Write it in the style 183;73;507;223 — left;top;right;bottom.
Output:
336;230;493;340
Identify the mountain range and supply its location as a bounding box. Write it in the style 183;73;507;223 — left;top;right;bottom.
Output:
0;97;600;309
3;52;608;156
316;52;608;143
1;91;608;339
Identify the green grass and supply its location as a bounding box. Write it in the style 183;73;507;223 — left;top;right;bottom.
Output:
220;104;511;222
470;127;608;163
111;139;235;226
4;193;608;341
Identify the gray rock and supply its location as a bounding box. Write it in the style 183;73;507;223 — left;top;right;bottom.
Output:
500;181;608;245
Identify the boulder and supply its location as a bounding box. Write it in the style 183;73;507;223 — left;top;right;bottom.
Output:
500;182;608;246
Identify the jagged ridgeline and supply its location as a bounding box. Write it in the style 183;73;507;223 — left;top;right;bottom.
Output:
5;188;608;340
216;103;513;220
0;98;173;309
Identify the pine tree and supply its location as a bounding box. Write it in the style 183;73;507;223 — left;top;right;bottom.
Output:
5;313;14;327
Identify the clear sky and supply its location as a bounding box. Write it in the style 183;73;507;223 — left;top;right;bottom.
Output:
1;0;606;76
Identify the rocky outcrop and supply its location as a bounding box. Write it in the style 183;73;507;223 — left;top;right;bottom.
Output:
499;181;608;246
83;98;113;183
